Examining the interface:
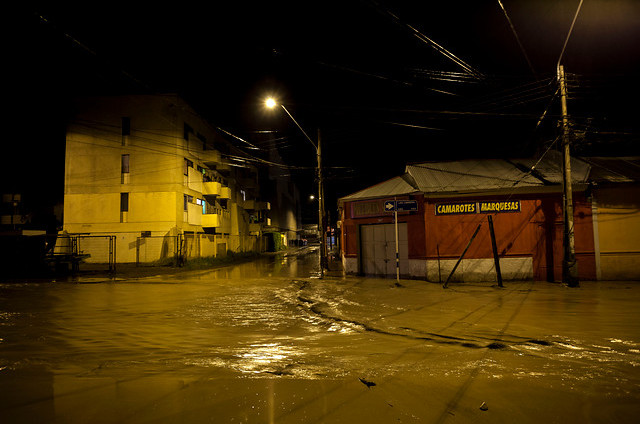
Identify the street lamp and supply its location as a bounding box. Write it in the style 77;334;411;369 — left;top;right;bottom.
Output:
265;97;327;277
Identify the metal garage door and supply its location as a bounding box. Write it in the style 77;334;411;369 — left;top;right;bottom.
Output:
360;223;409;276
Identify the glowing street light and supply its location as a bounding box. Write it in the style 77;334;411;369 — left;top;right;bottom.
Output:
265;97;277;109
265;97;327;276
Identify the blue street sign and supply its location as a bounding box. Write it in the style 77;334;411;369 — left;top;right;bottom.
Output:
384;200;418;212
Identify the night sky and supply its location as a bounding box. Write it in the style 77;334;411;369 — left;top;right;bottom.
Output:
5;1;640;222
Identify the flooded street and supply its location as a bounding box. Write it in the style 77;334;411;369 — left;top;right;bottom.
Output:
1;249;640;423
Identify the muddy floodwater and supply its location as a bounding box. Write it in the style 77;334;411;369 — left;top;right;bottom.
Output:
1;250;640;423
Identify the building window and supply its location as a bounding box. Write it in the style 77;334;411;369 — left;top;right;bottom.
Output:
120;193;129;212
122;117;130;146
184;123;193;140
183;194;193;212
121;154;130;184
122;117;131;136
121;154;130;173
198;133;207;150
184;158;193;176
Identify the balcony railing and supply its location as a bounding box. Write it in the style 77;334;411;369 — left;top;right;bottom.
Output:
243;200;270;211
219;186;231;199
202;211;231;233
203;181;222;196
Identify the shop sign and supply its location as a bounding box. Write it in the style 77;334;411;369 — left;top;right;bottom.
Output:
435;200;520;215
352;200;382;217
435;202;476;215
478;200;520;213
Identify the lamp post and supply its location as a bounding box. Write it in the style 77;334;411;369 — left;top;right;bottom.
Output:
265;98;327;277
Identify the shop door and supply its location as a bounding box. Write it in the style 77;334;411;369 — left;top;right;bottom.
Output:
360;223;409;276
534;221;563;282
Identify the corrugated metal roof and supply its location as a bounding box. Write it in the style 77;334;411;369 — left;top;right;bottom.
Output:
339;175;417;202
338;152;614;203
406;159;541;193
406;151;591;194
581;157;640;183
514;150;590;185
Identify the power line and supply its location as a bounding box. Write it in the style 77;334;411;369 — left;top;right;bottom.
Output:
363;0;484;79
496;0;536;76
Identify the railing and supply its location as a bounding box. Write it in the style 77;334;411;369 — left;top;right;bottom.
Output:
51;234;116;273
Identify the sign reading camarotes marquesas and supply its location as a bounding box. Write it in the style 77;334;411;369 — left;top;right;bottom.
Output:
435;202;476;215
435;200;521;215
478;200;521;213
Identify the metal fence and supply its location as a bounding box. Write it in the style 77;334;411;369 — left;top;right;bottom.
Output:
135;234;183;267
52;234;116;273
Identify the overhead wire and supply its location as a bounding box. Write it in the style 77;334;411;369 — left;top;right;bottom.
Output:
362;0;484;79
496;0;536;76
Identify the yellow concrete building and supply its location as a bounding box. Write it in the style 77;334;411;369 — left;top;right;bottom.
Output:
588;157;640;280
62;94;272;264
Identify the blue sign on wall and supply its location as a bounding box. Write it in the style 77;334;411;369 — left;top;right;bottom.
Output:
384;200;418;212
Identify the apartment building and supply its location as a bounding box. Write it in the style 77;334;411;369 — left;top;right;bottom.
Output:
62;94;275;263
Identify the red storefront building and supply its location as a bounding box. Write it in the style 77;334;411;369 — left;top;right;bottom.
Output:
339;154;640;282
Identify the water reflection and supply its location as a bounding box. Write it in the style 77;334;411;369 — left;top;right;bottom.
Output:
1;257;640;422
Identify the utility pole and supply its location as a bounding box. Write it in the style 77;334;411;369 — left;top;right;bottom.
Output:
317;128;327;276
558;64;579;287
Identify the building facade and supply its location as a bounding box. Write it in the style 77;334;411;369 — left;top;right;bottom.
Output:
339;154;640;282
62;94;286;264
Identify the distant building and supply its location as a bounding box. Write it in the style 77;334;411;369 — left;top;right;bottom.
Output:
62;94;298;263
258;137;303;249
338;153;640;282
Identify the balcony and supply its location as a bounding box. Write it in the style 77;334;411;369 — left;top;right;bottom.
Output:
201;213;220;228
249;223;261;234
243;200;270;211
203;181;222;196
203;181;231;199
219;186;231;199
186;203;202;226
202;211;231;233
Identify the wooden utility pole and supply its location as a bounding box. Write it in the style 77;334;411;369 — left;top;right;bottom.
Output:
317;129;327;276
558;65;579;287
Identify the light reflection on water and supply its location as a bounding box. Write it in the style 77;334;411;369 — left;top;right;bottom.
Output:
1;256;640;422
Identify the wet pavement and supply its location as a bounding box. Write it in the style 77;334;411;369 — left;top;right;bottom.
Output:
1;248;639;423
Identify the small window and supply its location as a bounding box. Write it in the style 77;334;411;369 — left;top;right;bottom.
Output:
197;133;207;150
184;158;193;176
183;194;194;211
121;154;130;174
120;193;129;212
122;117;131;136
184;123;193;140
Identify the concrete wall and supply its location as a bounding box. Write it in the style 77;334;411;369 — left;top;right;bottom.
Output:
594;185;640;280
62;94;269;262
341;192;597;282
